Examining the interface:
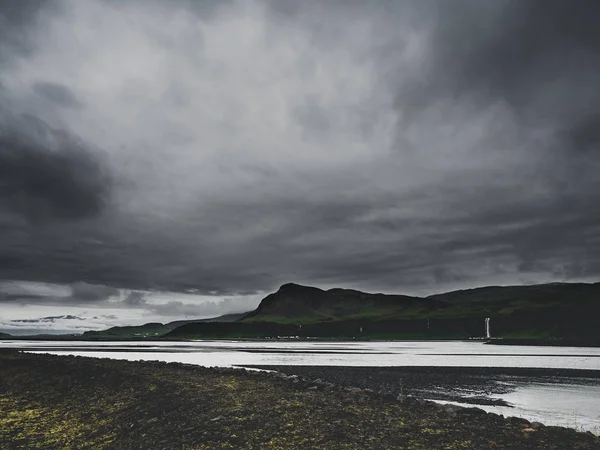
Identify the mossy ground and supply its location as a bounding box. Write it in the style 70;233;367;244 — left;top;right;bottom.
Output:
0;350;598;449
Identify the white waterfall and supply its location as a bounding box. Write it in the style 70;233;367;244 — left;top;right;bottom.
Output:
485;318;491;338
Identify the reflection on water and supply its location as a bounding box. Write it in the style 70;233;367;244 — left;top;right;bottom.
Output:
3;339;600;369
1;339;599;433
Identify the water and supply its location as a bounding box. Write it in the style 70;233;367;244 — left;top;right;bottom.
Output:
2;339;600;433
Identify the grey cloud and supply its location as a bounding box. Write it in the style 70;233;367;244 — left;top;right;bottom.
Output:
0;0;60;63
151;297;254;318
33;82;82;109
398;0;600;144
0;115;112;222
0;0;599;301
123;290;146;307
69;282;119;302
0;280;119;304
0;0;48;24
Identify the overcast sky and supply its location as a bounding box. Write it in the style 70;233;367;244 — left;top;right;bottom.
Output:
1;0;599;330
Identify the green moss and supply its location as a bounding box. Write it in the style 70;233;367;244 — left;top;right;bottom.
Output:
0;396;117;449
2;351;599;449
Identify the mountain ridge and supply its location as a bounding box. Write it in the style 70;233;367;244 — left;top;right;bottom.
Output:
167;281;600;339
78;312;249;338
241;282;448;323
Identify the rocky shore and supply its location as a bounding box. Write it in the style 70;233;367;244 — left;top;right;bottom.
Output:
244;365;600;407
1;350;598;449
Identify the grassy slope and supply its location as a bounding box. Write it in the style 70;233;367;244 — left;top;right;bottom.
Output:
241;283;449;323
428;283;600;316
82;312;248;339
167;282;600;340
243;282;600;322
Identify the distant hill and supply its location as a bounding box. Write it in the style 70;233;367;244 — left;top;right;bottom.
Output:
0;332;11;338
427;282;600;316
82;312;249;339
166;282;600;340
241;283;448;323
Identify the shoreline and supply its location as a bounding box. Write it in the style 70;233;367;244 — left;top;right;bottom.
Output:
241;365;600;409
1;350;599;449
4;334;600;348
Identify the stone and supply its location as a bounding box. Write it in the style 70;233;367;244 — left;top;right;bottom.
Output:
457;407;485;416
443;404;464;416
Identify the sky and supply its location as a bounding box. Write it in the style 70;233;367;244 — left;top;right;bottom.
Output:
1;0;599;333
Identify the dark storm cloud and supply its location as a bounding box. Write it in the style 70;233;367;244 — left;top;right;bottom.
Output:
122;290;144;305
396;0;600;175
69;282;119;302
0;0;58;63
0;118;111;222
150;297;253;317
0;280;118;305
0;0;599;304
32;82;82;109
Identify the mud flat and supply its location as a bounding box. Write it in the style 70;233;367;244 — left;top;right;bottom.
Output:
0;350;598;449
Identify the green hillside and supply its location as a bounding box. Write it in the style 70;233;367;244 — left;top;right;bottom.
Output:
82;312;248;339
167;282;600;340
241;283;449;323
427;282;600;317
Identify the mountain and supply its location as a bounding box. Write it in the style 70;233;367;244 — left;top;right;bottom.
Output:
241;283;448;323
81;312;249;339
166;282;600;340
427;282;600;316
0;332;11;338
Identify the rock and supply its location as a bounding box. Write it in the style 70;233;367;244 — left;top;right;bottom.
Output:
308;386;318;390
530;422;545;429
443;404;464;416
457;407;485;416
507;417;530;427
210;415;224;422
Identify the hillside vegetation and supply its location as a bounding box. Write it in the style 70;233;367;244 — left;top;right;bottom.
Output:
81;312;247;339
166;282;600;340
241;283;449;323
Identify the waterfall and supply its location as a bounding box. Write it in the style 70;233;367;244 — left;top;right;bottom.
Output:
485;318;491;338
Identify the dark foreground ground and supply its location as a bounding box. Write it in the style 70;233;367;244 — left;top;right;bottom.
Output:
0;351;598;450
